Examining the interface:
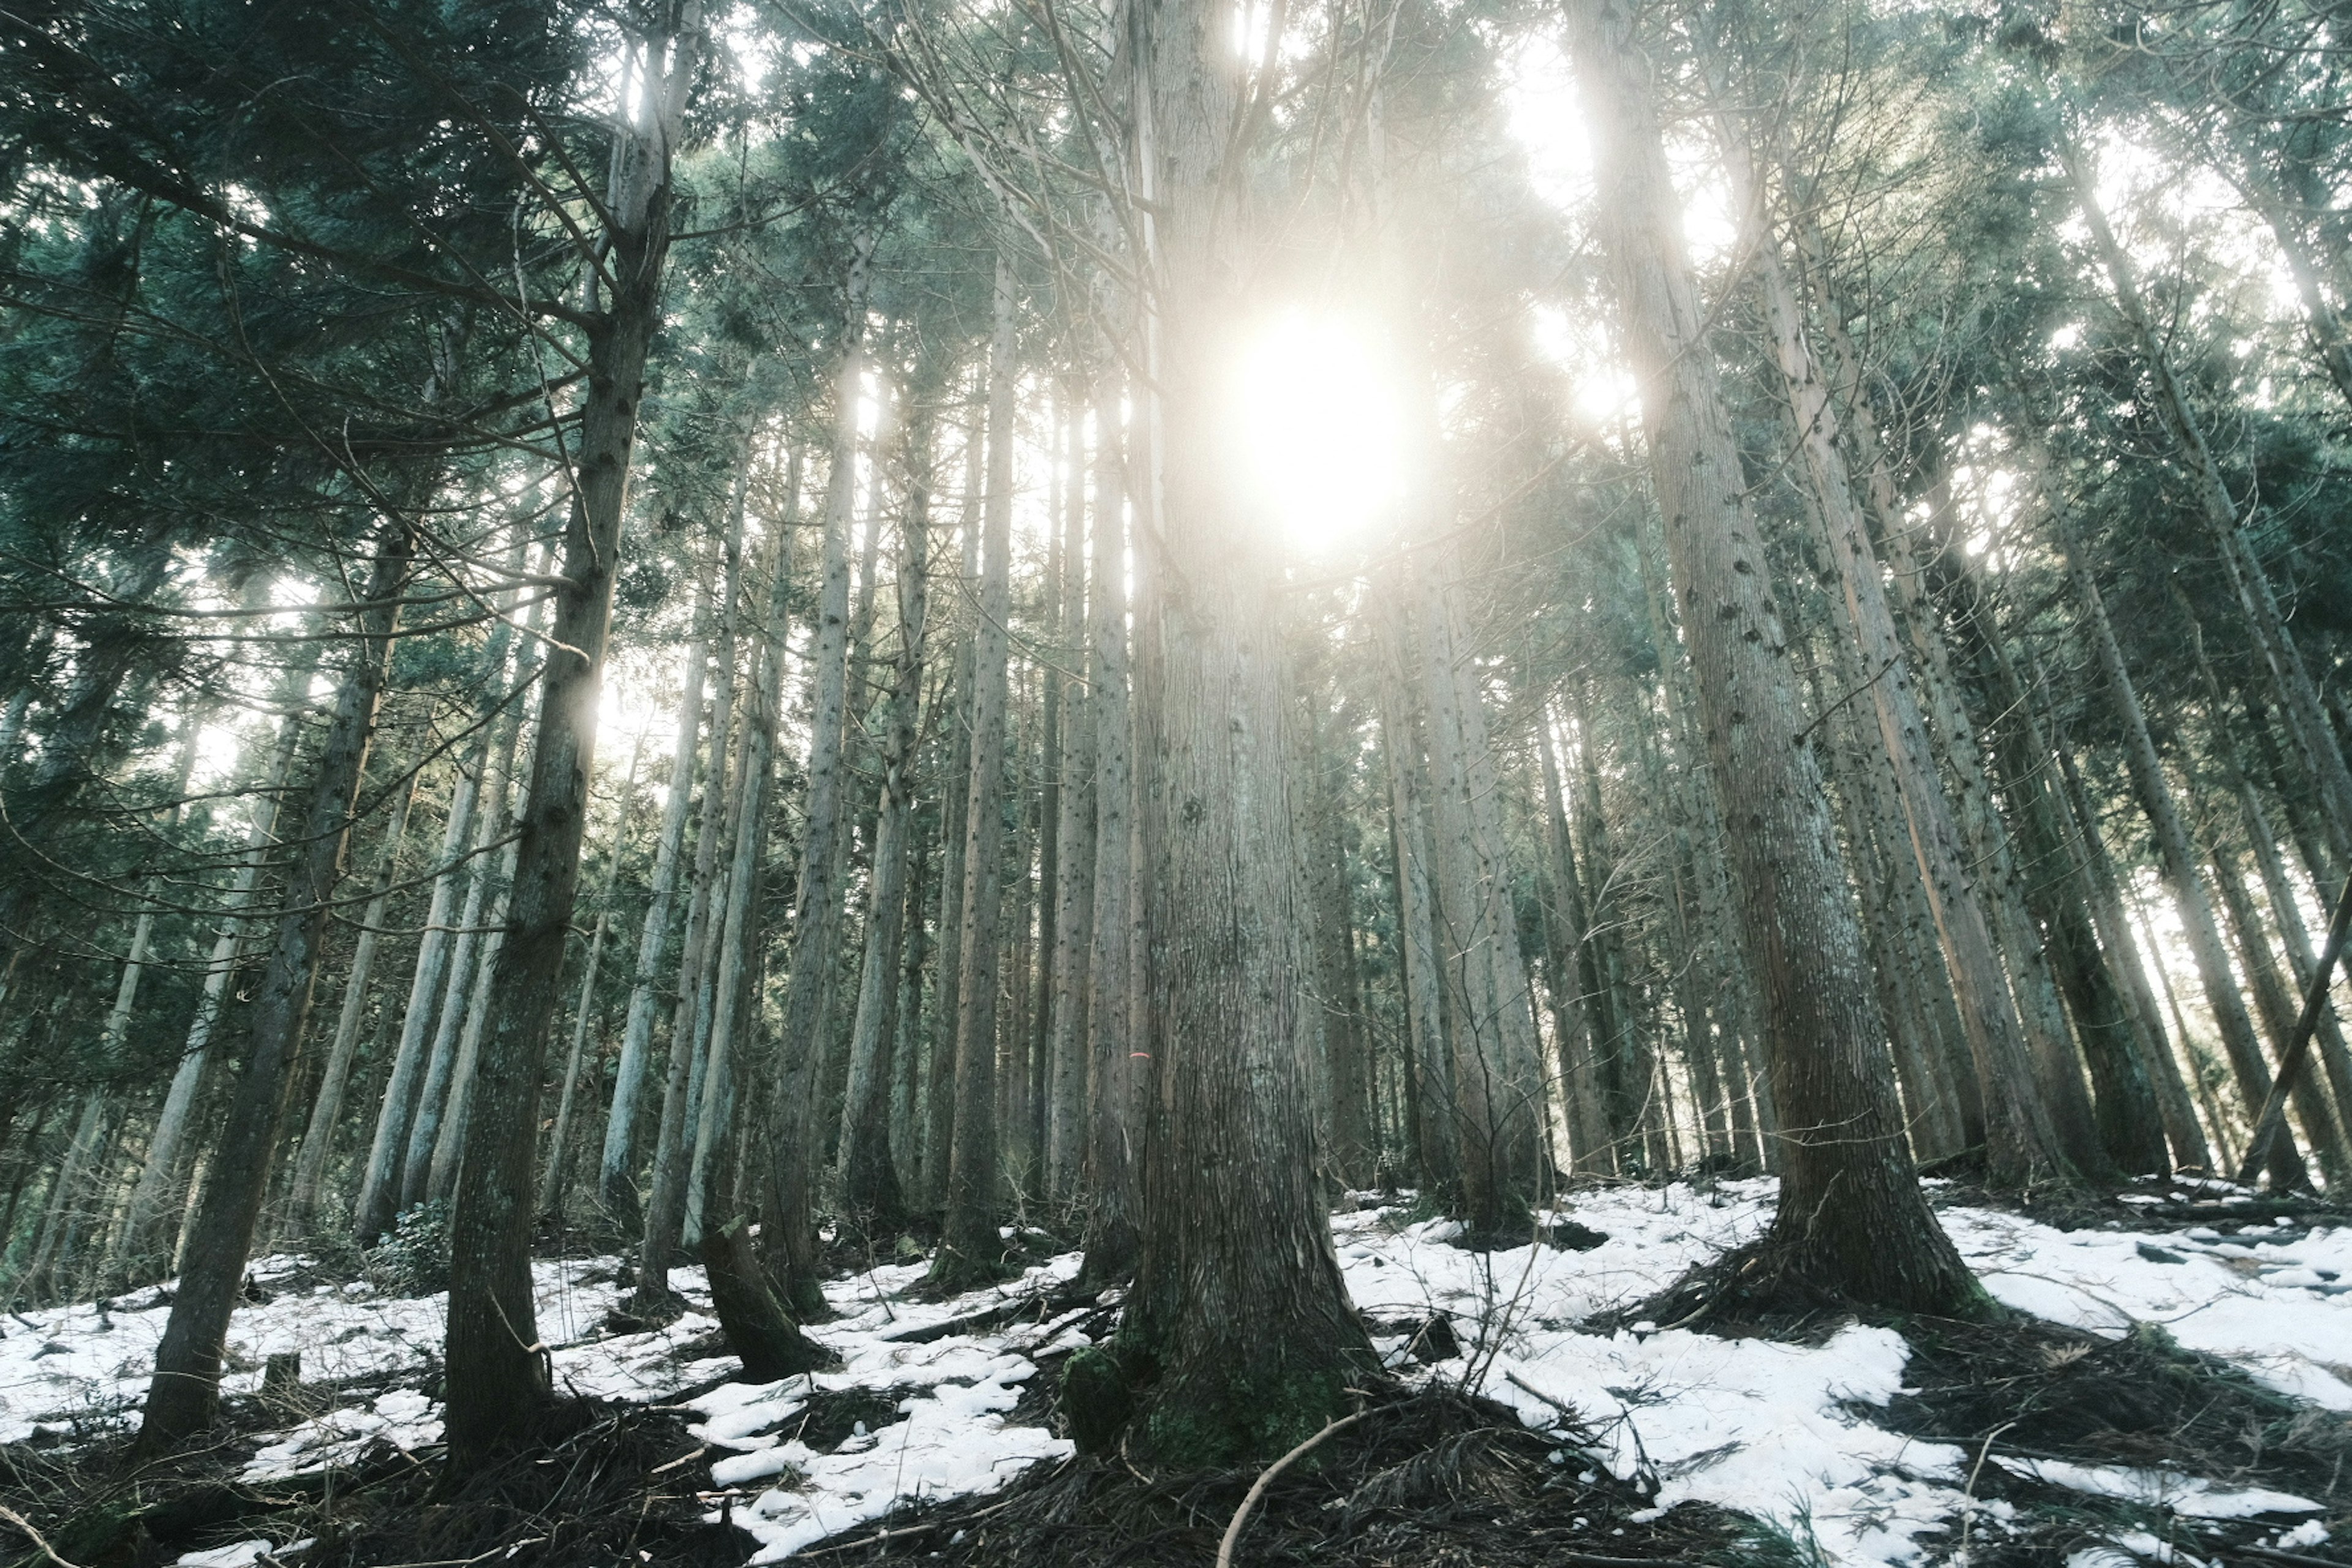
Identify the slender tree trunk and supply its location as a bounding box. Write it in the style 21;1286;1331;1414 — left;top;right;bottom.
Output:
1569;0;1975;1306
539;738;642;1218
761;244;872;1310
931;247;1019;1289
140;526;410;1447
1534;715;1612;1173
404;694;526;1209
353;729;487;1243
1754;230;2082;1187
2048;704;2213;1169
286;775;418;1234
924;414;986;1210
2064;138;2352;858
598;562;714;1229
2241;771;2352;1166
443;19;696;1460
1077;373;1139;1287
635;485;745;1308
116;717;304;1276
840;410;932;1234
2059;518;2308;1188
1044;419;1096;1202
1374;596;1458;1195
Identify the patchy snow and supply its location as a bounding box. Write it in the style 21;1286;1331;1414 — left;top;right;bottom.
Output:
6;1180;2346;1566
0;1257;716;1449
1331;1180;2350;1564
696;1257;1080;1563
2008;1457;2320;1518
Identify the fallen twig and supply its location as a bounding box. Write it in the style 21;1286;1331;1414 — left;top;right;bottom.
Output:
647;1444;707;1476
1214;1410;1371;1568
0;1504;88;1568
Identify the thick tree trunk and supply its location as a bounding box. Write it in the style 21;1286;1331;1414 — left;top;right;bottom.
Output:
442;20;695;1460
1120;0;1375;1460
1568;0;1975;1308
139;526;410;1448
930;248;1019;1290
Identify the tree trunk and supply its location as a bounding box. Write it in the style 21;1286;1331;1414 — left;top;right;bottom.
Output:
117;714;306;1276
930;247;1018;1289
1754;230;2082;1188
443;19;696;1461
140;526;410;1447
353;726;488;1244
840;406;932;1235
599;563;712;1231
1120;0;1375;1460
1077;371;1140;1287
753;240;866;1314
1044;415;1096;1202
924;415;986;1211
1374;606;1458;1197
635;492;745;1306
2064;138;2352;861
1534;714;1612;1173
285;775;418;1235
2058;518;2309;1188
1568;0;1975;1307
539;738;641;1218
403;693;526;1210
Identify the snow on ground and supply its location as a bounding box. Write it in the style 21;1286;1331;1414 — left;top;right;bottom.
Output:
1335;1179;2348;1565
1;1185;2343;1566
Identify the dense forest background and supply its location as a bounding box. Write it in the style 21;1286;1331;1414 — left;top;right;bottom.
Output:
2;0;2351;1479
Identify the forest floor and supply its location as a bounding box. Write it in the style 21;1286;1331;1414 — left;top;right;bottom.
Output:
0;1175;2346;1567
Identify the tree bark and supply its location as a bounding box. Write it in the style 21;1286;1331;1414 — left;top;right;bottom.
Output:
840;405;932;1235
1567;0;1975;1308
1077;371;1139;1288
442;14;697;1461
2057;514;2308;1189
1120;0;1376;1460
930;246;1019;1290
140;525;410;1448
598;562;712;1230
285;774;418;1235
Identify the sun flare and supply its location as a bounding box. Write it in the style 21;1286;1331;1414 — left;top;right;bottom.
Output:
1232;311;1409;556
